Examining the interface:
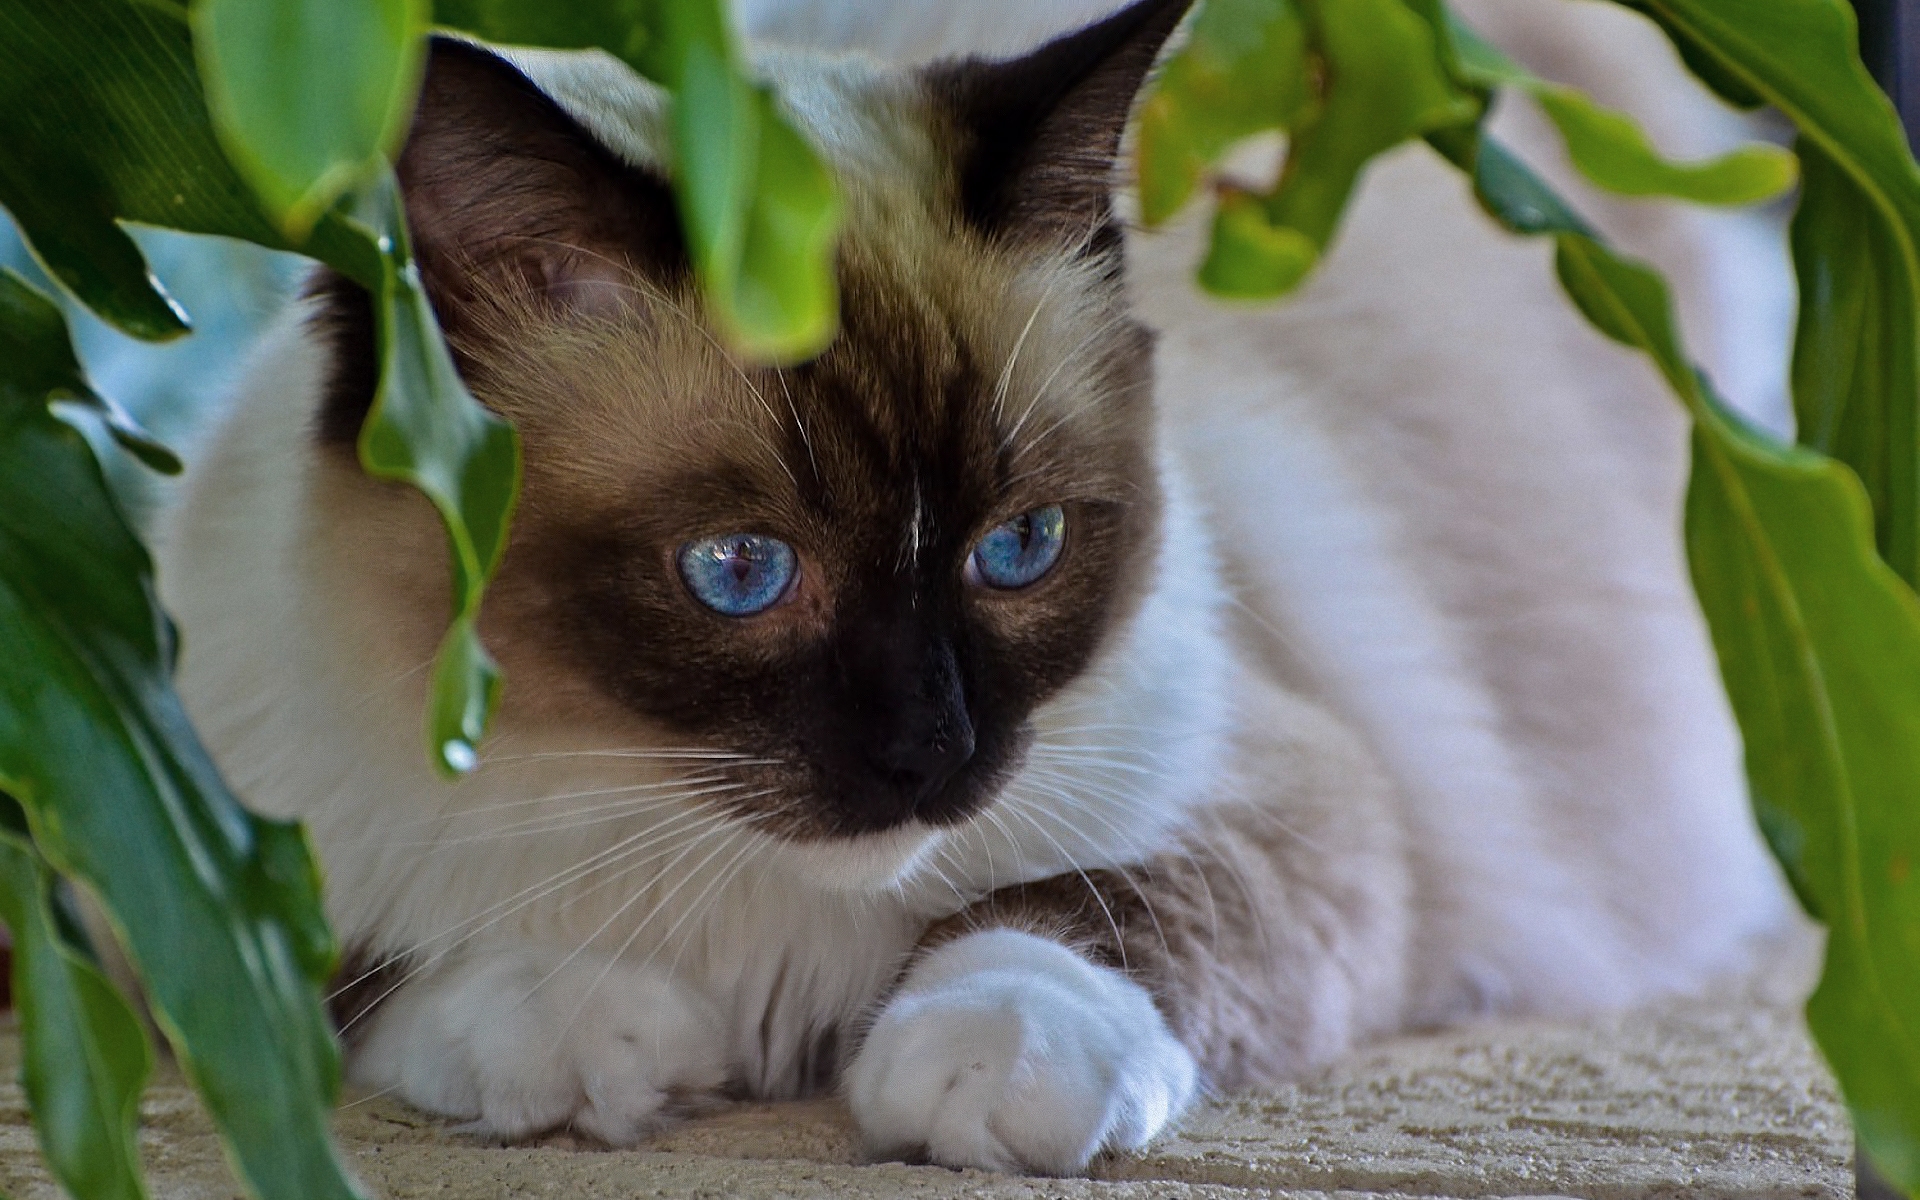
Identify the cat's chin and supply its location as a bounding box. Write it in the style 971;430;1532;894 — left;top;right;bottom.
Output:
781;822;943;894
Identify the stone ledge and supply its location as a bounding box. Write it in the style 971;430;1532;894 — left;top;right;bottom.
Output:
0;940;1849;1199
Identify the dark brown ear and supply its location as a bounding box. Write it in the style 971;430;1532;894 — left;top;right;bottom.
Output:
312;36;686;445
922;0;1193;256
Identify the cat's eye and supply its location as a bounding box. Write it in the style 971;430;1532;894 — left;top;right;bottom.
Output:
678;534;798;616
967;505;1066;590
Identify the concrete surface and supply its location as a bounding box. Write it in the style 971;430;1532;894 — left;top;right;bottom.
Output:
0;935;1851;1199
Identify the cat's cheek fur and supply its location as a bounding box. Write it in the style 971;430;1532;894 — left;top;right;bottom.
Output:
349;947;731;1145
847;929;1197;1173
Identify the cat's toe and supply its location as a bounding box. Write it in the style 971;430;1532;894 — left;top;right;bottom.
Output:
847;929;1196;1175
351;949;729;1146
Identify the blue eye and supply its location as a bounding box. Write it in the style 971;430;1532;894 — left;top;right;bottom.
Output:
678;534;798;616
968;505;1066;590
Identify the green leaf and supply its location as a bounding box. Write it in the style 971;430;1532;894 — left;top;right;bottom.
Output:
1134;0;1311;227
1532;86;1795;204
1612;0;1920;591
0;800;152;1200
0;0;203;340
0;0;519;777
1791;137;1920;586
343;174;518;774
1150;0;1476;299
192;0;429;239
1197;187;1318;296
433;0;653;80
0;268;363;1199
1681;403;1920;1189
1446;18;1795;206
1446;123;1920;1196
436;0;842;361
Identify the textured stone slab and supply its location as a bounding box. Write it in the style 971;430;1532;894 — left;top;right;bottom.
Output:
0;941;1851;1200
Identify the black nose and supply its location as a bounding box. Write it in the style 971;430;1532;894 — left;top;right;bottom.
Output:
867;708;975;806
862;638;975;808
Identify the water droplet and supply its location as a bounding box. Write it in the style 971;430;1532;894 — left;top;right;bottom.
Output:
441;740;478;774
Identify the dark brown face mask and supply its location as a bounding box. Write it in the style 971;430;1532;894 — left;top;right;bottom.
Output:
307;0;1191;842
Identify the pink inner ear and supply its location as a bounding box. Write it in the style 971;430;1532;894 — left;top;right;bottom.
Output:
537;249;642;321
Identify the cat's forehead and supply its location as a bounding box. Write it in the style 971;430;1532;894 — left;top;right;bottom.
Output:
483;223;1150;552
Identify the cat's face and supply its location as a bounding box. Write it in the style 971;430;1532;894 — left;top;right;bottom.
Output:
311;3;1186;848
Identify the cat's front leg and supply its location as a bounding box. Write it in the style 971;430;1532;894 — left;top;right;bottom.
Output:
846;927;1198;1175
347;945;730;1145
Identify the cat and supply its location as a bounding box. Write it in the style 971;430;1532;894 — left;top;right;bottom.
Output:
154;0;1791;1175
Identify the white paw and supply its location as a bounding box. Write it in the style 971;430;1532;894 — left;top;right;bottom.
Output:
847;929;1197;1174
349;947;728;1145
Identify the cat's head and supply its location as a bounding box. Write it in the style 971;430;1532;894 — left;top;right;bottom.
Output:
309;0;1200;867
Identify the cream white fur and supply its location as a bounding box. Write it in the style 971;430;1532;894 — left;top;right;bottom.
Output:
154;0;1791;1176
848;928;1197;1173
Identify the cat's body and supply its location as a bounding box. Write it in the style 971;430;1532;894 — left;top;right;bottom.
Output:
157;0;1789;1174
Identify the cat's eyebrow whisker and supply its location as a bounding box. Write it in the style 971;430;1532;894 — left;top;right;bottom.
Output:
774;368;822;487
493;232;800;488
992;268;1069;421
1000;308;1137;452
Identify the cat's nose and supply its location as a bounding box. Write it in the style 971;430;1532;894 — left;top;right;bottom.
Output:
867;709;976;807
858;633;976;809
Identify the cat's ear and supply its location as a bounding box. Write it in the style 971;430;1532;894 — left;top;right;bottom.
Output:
309;37;686;445
923;0;1192;255
397;37;686;331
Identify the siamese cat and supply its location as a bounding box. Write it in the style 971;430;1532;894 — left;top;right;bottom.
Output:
157;0;1789;1175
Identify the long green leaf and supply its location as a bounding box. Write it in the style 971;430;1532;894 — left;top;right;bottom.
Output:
1791;136;1920;586
437;0;841;361
0;0;518;775
345;173;519;770
1611;0;1920;588
1443;126;1920;1196
1446;17;1796;207
0;268;363;1198
0;799;152;1200
192;0;429;238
